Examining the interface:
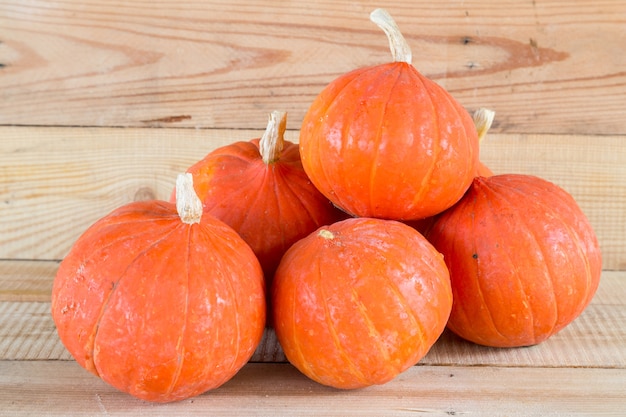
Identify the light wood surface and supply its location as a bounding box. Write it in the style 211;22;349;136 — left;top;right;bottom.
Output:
1;1;625;415
1;0;625;134
1;361;624;416
1;261;625;415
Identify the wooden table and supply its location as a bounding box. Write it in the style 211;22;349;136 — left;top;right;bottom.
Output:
1;1;625;415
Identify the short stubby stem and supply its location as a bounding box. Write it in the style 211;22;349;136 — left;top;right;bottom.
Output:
318;229;335;240
473;108;496;143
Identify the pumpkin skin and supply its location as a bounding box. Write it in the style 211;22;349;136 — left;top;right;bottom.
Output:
405;107;495;235
51;175;266;403
272;217;452;389
426;174;602;347
299;10;479;220
179;112;346;291
476;162;494;177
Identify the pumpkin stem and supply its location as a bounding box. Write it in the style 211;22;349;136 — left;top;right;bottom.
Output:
370;8;412;64
473;108;495;143
318;229;335;240
259;110;287;164
175;173;203;224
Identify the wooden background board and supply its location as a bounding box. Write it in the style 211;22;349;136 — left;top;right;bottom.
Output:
1;0;625;135
1;127;624;269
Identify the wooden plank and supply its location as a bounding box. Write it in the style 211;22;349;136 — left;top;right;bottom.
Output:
1;259;624;368
1;126;624;269
0;125;289;261
0;260;57;302
1;1;625;135
0;361;624;416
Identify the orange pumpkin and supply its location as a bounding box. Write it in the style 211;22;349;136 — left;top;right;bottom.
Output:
426;174;602;347
299;9;479;220
406;107;495;235
272;217;452;389
180;111;346;291
51;174;265;403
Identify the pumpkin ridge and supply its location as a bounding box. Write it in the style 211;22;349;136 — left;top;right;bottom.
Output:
489;178;597;332
287;264;314;379
367;260;427;366
234;165;276;235
371;222;441;354
348;274;422;382
473;183;536;344
200;159;267;215
303;67;378;213
54;218;180;375
334;65;408;215
355;224;426;340
520;178;597;308
435;200;476;335
434;80;478;180
190;226;243;386
408;72;442;212
164;226;193;397
316;251;370;387
213;141;264;166
91;223;184;377
475;180;555;344
275;167;317;220
444;186;511;343
349;284;393;371
368;64;405;216
88;221;180;262
92;201;178;229
199;224;248;377
271;164;327;232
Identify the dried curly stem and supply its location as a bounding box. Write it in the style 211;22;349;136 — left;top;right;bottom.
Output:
259;110;287;164
176;173;203;224
370;8;412;64
473;108;496;142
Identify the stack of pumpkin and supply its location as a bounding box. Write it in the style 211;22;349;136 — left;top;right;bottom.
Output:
51;9;602;403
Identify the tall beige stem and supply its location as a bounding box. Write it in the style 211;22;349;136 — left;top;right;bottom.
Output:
176;173;203;225
370;8;412;64
259;110;288;164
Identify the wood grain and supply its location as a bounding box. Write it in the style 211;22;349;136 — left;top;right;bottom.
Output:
0;260;57;302
1;126;624;269
1;0;625;134
1;361;624;416
1;3;624;414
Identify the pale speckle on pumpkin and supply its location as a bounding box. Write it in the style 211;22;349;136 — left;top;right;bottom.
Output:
326;126;343;153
